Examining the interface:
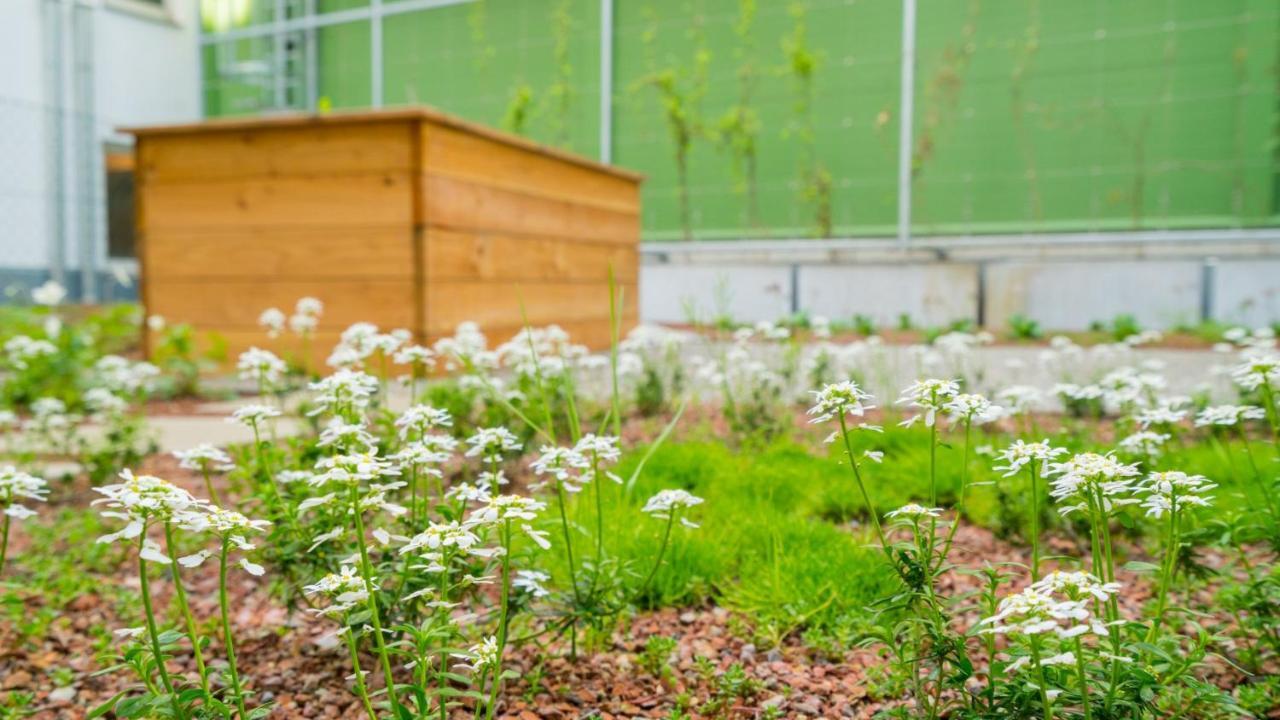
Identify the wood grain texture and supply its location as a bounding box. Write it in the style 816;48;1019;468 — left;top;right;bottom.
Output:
422;174;639;243
141;172;413;232
143;228;416;279
425;230;638;282
132;112;641;358
424;280;637;333
148;279;417;330
125;107;643;182
136;121;415;183
421;121;640;213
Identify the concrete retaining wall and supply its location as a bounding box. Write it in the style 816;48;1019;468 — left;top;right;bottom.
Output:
639;232;1280;330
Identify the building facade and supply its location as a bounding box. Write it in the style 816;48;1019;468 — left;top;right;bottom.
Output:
1;0;201;302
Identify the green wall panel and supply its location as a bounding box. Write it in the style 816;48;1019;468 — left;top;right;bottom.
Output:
201;0;1280;241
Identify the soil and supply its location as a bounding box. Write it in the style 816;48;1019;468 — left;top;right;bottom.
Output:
0;453;1269;720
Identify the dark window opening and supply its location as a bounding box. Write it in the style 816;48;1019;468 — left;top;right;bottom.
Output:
105;144;135;259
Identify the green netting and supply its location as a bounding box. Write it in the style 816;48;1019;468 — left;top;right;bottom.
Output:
200;0;1280;240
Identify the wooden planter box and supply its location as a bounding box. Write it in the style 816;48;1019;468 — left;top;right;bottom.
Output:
125;108;641;364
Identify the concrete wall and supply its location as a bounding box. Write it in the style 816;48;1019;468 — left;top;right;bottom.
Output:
984;260;1204;331
639;234;1280;330
799;263;978;327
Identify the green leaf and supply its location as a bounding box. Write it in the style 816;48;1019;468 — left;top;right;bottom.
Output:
87;691;128;719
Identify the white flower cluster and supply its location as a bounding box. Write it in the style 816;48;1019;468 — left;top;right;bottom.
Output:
1044;453;1141;517
641;489;705;528
0;466;48;520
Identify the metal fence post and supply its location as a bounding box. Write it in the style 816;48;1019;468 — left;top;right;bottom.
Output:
599;0;614;164
896;0;916;251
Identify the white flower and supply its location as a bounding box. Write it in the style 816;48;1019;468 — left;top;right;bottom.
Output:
1139;471;1216;518
470;494;547;526
1118;431;1170;457
1030;571;1121;602
309;369;381;417
454;636;499;673
396;405;453;441
304;566;367;612
317;418;377;453
230;403;282;427
94;356;160;395
258;307;286;338
994;440;1066;477
1195;404;1265;427
394;344;435;369
237;347;288;387
3;335;56;369
173;444;234;472
31;280;66;306
642;489;704;528
943;393;1004;425
295;296;324;318
885;503;942;520
401;521;482;556
977;587;1106;642
1044;453;1141;517
807;381;876;424
93;470;200;531
465;427;523;465
513;570;551;597
1134;403;1187;429
530;445;589;492
0;467;48;521
1232;352;1280;392
896;379;960;428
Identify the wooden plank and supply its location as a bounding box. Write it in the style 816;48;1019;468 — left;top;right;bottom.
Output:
124;107;644;183
140;172;413;232
424;280;637;333
147;279;417;331
136;121;415;183
143;228;415;279
422;175;639;243
425;229;638;283
421;121;640;213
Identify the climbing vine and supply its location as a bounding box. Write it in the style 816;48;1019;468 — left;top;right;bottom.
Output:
717;0;763;229
502;83;537;137
636;1;711;241
545;0;575;148
781;0;832;237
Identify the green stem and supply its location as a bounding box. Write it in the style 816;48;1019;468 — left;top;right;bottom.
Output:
164;522;212;705
1074;637;1093;720
0;513;10;577
201;466;223;507
935;418;974;572
218;538;249;719
342;612;379;720
350;486;402;715
636;510;677;603
555;483;580;601
1029;464;1042;580
137;526;187;720
589;456;605;599
836;413;889;552
1029;636;1055;720
1146;495;1180;642
437;548;452;720
1238;428;1277;521
486;522;514;720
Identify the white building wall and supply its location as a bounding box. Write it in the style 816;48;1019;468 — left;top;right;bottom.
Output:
0;0;200;298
